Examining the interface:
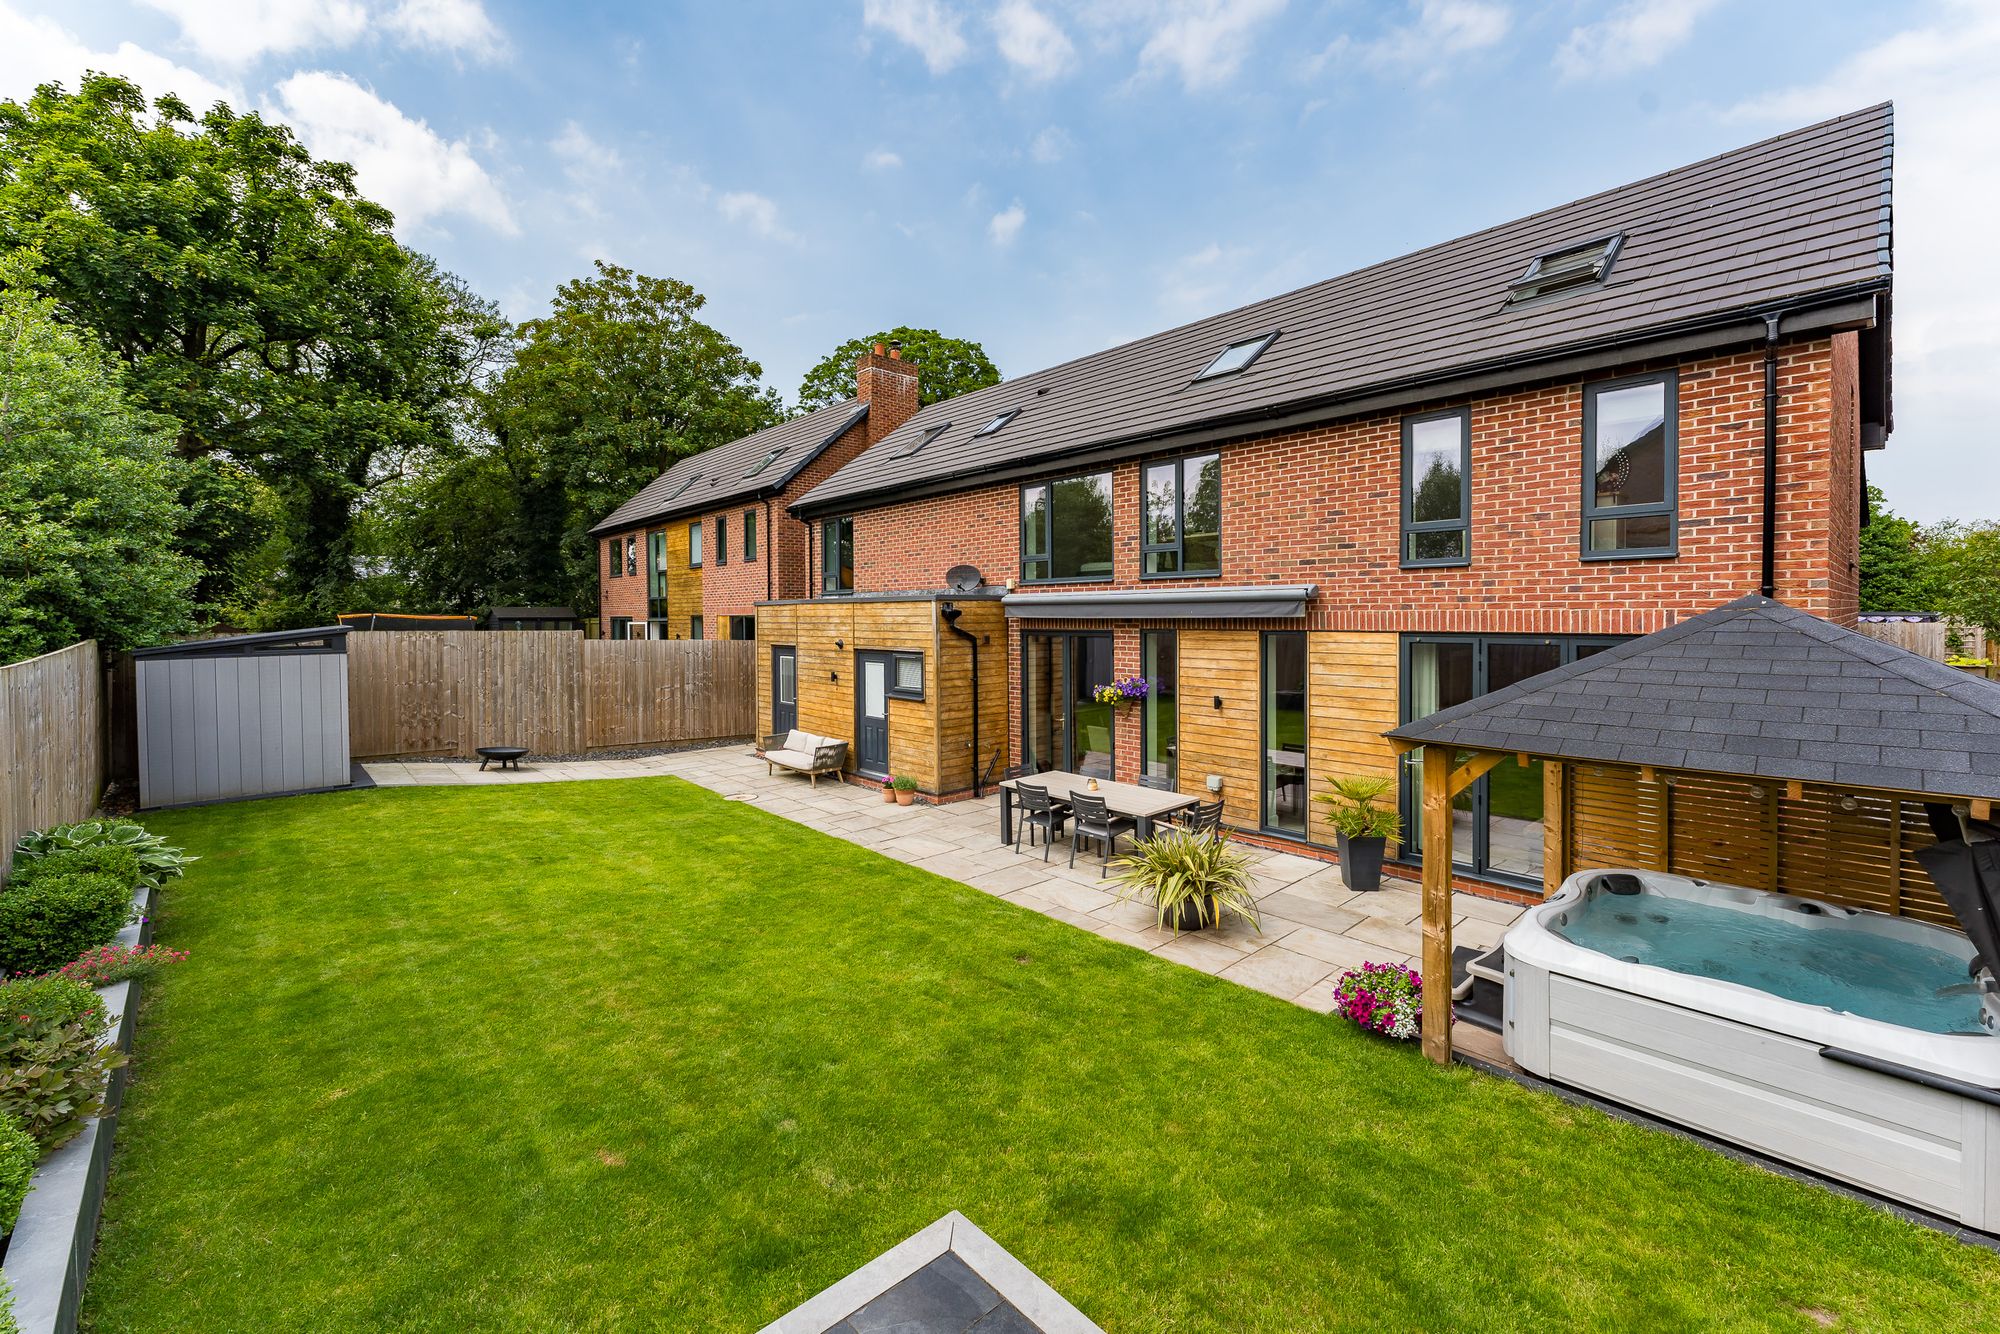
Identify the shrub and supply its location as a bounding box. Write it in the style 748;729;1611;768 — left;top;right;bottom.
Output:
0;1114;36;1237
1315;776;1402;841
53;943;189;989
0;865;136;977
1111;827;1260;933
8;844;141;892
11;818;196;889
0;976;118;1150
1331;962;1423;1041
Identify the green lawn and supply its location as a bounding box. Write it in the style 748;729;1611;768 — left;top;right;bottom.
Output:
82;779;1998;1331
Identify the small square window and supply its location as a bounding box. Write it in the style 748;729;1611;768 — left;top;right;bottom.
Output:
974;409;1019;437
889;651;924;700
1194;332;1278;381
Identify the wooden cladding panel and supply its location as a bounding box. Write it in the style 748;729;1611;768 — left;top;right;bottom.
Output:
347;632;753;759
0;641;103;878
663;523;702;636
759;600;947;789
1563;762;1954;926
935;600;1008;795
1174;630;1261;826
1307;632;1400;849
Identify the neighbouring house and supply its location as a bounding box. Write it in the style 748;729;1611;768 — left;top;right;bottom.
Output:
765;105;1894;899
589;345;921;641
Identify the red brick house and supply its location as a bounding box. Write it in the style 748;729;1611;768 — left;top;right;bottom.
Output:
589;347;920;639
765;106;1895;896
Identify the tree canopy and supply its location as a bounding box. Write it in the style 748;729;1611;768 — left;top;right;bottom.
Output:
0;73;503;626
1858;485;1945;614
0;263;199;660
795;327;1000;413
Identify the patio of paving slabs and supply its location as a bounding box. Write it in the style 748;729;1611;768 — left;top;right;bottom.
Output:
362;745;1524;1013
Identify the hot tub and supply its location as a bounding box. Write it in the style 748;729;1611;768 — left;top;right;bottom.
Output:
1503;868;2000;1228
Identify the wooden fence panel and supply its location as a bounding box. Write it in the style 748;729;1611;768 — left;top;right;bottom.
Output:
1854;620;1987;663
0;642;103;877
347;632;753;760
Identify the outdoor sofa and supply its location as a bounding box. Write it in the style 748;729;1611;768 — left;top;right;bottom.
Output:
761;730;849;787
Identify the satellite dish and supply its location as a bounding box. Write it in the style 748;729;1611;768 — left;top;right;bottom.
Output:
945;564;984;592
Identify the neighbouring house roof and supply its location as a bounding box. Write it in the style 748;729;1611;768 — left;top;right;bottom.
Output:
795;104;1893;519
589;398;868;536
1385;595;2000;802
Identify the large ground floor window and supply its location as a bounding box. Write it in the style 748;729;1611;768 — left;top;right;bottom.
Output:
1263;631;1308;838
1401;635;1623;883
1022;631;1114;778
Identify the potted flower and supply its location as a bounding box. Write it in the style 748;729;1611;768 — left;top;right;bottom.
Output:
1092;676;1150;707
880;779;897;804
1330;962;1422;1041
891;774;919;806
1315;776;1401;892
1110;827;1259;934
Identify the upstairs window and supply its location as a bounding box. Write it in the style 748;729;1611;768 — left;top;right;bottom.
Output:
715;514;727;566
743;509;757;561
743;446;786;479
689;520;703;568
1141;452;1221;577
822;517;854;594
1508;233;1623;305
1583;372;1676;559
974;409;1019;437
608;538;622;579
1194;331;1278;381
1020;473;1113;582
625;535;637;577
1401;408;1471;567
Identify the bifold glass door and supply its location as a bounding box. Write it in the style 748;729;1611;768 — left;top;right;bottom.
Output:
1022;631;1113;777
1262;631;1308;837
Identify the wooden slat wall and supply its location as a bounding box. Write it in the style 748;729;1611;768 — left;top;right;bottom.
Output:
1307;632;1401;850
935;599;1008;794
0;642;103;878
347;632;753;759
1174;630;1261;827
1561;762;1954;926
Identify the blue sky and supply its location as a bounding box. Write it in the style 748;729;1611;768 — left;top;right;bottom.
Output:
4;1;1996;521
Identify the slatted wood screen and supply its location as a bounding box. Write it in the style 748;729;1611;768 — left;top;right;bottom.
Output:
1559;762;1953;927
0;641;103;877
348;632;754;760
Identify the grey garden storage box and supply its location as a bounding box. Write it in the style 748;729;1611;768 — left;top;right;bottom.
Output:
133;626;352;809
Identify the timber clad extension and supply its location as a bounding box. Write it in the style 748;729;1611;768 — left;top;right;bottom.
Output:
747;107;1895;896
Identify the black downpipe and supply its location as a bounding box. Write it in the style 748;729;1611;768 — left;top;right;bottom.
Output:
1760;312;1782;599
941;603;982;798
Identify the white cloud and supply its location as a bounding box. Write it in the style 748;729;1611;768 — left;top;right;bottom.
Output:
1029;124;1073;163
988;200;1027;246
1555;0;1721;80
717;190;795;243
383;0;507;60
862;0;970;74
0;4;240;111
136;0;503;65
1159;240;1248;314
1317;0;1510;73
551;120;621;176
992;1;1076;80
863;146;904;170
271;70;515;234
1728;0;2000;523
1132;0;1288;90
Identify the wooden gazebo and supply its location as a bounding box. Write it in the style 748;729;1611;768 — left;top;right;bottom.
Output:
1385;595;2000;1065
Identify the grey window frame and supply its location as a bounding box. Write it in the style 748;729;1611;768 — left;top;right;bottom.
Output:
1193;331;1279;382
715;513;727;566
896;422;950;459
1507;232;1625;307
689;615;703;640
822;517;855;595
1400;406;1472;569
608;537;622;579
688;520;703;569
609;616;632;640
974;409;1019;437
743;509;757;561
887;650;924;701
1581;370;1678;561
1018;473;1114;585
1140;451;1222;580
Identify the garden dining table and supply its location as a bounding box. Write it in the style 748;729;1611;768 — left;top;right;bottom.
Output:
996;771;1199;846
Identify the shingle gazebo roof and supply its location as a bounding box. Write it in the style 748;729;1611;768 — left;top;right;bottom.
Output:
1386;595;2000;801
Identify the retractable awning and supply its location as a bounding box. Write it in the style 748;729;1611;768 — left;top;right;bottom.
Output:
1001;584;1315;621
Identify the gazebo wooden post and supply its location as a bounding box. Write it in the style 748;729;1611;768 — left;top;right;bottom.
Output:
1420;745;1454;1065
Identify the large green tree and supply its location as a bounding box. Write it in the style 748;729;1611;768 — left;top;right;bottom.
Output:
0;74;501;625
0;264;198;661
1858;485;1947;614
794;326;1000;413
410;261;781;615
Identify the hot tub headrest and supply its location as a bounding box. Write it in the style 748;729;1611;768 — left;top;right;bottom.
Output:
1594;872;1645;896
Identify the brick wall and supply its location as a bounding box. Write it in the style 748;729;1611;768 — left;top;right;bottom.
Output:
598;531;647;630
809;339;1857;634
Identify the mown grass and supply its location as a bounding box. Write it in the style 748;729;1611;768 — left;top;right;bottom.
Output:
81;778;2000;1331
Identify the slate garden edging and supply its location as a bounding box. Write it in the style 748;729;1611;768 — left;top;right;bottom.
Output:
1;883;156;1334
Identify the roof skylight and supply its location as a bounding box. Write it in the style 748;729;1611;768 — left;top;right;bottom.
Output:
1194;332;1278;381
660;473;702;502
894;422;951;459
974;409;1020;437
743;445;787;479
1507;233;1624;305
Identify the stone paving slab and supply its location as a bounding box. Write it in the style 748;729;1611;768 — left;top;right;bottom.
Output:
359;747;1526;1017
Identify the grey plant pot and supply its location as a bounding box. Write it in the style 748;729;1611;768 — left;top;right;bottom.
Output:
1335;832;1387;891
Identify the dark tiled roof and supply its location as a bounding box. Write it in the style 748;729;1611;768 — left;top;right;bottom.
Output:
589;398;867;536
797;104;1892;516
1386;595;2000;801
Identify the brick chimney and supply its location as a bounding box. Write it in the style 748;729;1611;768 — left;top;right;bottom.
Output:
856;339;920;445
